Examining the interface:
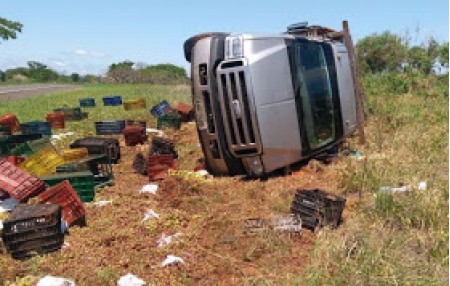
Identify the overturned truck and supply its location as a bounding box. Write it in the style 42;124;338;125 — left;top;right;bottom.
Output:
184;21;364;177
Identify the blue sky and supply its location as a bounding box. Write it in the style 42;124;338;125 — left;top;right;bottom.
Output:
1;0;448;75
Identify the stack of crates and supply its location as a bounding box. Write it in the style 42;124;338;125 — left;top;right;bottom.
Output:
53;107;85;121
41;171;95;202
103;95;122;106
56;154;113;187
19;147;65;176
0;159;45;201
10;137;52;157
95;120;126;135
2;204;64;259
38;180;86;226
123;98;146;110
20;121;52;136
157;112;181;130
290;189;346;230
70;137;121;164
60;148;89;162
79;98;96;107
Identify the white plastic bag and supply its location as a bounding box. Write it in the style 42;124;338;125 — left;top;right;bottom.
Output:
36;275;75;286
117;273;145;286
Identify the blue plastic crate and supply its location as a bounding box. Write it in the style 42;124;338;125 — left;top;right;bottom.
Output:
79;98;96;107
150;100;170;117
20;121;52;136
102;95;122;106
95;120;126;135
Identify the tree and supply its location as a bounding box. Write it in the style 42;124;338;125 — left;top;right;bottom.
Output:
0;17;23;42
0;70;5;82
356;31;407;74
108;61;134;72
27;61;59;82
71;73;80;82
439;43;449;67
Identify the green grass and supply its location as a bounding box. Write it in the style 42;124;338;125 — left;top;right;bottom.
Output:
302;73;449;285
0;83;190;141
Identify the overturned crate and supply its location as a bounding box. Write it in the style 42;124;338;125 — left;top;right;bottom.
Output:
0;114;20;133
290;189;346;230
60;147;89;162
45;112;65;129
0;124;12;135
10;137;53;157
174;103;194;122
157;112;181;130
56;154;114;187
41;171;95;202
38;180;86;226
148;154;176;181
150;100;170;117
79;98;96;107
0;159;45;202
123;125;147;146
126;119;147;129
70;137;121;164
103;95;122;106
95;120;126;135
0;134;43;156
53;107;86;121
2;204;64;260
20;121;52;136
19;147;65;176
123;98;146;110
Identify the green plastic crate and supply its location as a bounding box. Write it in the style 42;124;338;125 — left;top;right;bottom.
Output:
53;107;85;121
157;113;181;130
10;138;52;157
0;136;10;155
56;154;114;188
40;171;95;202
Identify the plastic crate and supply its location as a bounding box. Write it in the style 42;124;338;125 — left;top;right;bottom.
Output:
56;154;113;188
45;112;65;129
157;113;181;130
123;125;147;146
123;98;146;110
19;147;65;176
150;100;170;117
70;137;120;164
53;107;84;121
79;98;96;107
126;119;147;129
2;204;63;259
41;171;95;202
103;95;122;106
20;121;52;136
174;103;194;122
0;124;12;135
38;180;86;226
0;114;20;133
10;137;52;157
0;155;25;166
290;189;346;230
148;154;176;181
60;148;89;162
0;159;45;201
150;136;178;158
95;120;126;135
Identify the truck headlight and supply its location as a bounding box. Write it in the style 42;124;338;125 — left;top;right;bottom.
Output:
225;36;243;59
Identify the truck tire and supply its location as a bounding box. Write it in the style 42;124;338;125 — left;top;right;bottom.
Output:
183;32;227;62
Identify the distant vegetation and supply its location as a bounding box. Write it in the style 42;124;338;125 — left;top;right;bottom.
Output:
0;17;22;42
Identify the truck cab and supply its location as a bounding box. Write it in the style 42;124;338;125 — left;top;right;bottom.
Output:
184;23;358;176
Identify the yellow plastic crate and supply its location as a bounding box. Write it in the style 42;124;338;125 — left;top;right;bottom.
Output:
19;147;65;176
123;98;146;110
60;148;89;162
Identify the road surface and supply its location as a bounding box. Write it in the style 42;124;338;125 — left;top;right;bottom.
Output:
0;84;80;102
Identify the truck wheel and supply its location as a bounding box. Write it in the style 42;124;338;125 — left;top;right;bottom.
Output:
183;32;227;62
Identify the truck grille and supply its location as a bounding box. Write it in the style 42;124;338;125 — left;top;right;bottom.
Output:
217;65;261;156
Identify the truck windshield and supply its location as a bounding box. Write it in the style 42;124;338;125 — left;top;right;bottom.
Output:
291;39;339;150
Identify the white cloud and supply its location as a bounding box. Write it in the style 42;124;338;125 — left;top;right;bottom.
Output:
73;49;105;57
53;61;67;67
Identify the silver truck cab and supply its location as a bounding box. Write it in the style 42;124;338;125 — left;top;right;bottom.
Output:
184;23;358;176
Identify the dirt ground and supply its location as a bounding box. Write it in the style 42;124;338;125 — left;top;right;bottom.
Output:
0;123;350;285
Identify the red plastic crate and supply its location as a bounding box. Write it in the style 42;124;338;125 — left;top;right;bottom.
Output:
174;103;193;122
38;180;86;226
0;156;25;166
0;159;45;202
45;112;65;129
148;154;176;181
123;125;147;146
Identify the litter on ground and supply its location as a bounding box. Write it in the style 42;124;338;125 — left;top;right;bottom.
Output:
140;184;158;194
379;181;427;193
142;209;160;222
157;232;182;248
117;273;146;286
36;275;75;286
91;200;112;207
161;255;184;267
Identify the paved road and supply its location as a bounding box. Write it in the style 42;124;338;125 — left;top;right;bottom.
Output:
0;84;80;102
